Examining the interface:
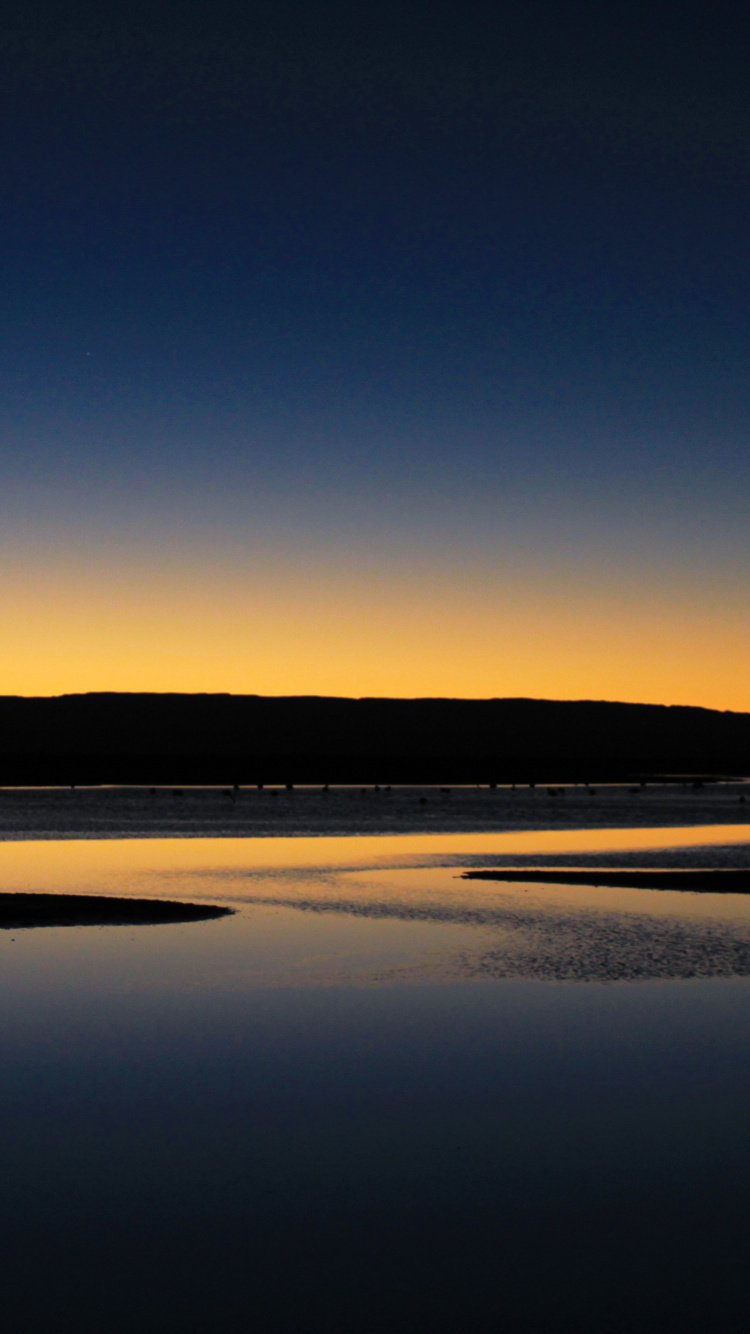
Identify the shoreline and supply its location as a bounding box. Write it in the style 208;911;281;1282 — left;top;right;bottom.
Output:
0;782;747;840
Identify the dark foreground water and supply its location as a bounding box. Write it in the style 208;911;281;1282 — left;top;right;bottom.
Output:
2;829;750;1332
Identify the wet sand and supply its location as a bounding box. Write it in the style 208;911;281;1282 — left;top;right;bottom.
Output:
0;781;746;839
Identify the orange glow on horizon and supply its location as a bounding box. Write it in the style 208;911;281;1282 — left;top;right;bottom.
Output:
0;555;747;711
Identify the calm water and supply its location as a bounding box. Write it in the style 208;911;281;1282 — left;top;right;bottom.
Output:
3;828;750;1332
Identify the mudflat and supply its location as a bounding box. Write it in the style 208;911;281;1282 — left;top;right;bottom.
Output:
0;892;233;928
463;868;750;892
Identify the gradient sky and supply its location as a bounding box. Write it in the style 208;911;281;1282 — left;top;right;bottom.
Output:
2;0;749;706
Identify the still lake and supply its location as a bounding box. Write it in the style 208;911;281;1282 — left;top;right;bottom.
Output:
3;827;750;1332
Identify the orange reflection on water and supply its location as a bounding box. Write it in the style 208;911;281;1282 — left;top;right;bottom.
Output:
0;827;749;990
0;825;748;898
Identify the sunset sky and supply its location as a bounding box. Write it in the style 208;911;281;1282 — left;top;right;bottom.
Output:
2;0;748;707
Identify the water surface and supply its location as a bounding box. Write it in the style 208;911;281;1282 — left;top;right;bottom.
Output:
3;827;750;1331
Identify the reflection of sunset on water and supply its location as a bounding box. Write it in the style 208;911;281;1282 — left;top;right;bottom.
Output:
2;823;750;893
1;827;749;988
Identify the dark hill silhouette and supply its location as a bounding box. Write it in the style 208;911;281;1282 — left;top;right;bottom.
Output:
0;694;748;784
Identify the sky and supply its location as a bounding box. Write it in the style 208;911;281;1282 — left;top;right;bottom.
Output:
1;0;749;707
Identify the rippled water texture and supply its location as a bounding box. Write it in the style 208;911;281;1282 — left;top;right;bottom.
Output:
3;827;750;1331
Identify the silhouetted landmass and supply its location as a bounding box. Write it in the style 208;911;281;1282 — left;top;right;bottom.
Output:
0;693;748;784
463;869;750;892
0;892;233;928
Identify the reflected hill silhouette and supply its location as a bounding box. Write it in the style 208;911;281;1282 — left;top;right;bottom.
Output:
0;694;747;785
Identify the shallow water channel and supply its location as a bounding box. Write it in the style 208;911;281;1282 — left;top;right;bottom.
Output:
2;828;750;1331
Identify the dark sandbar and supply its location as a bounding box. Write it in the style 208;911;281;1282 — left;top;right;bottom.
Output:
462;869;750;893
0;893;233;929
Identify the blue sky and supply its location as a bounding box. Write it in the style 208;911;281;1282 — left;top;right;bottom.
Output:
1;0;748;704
